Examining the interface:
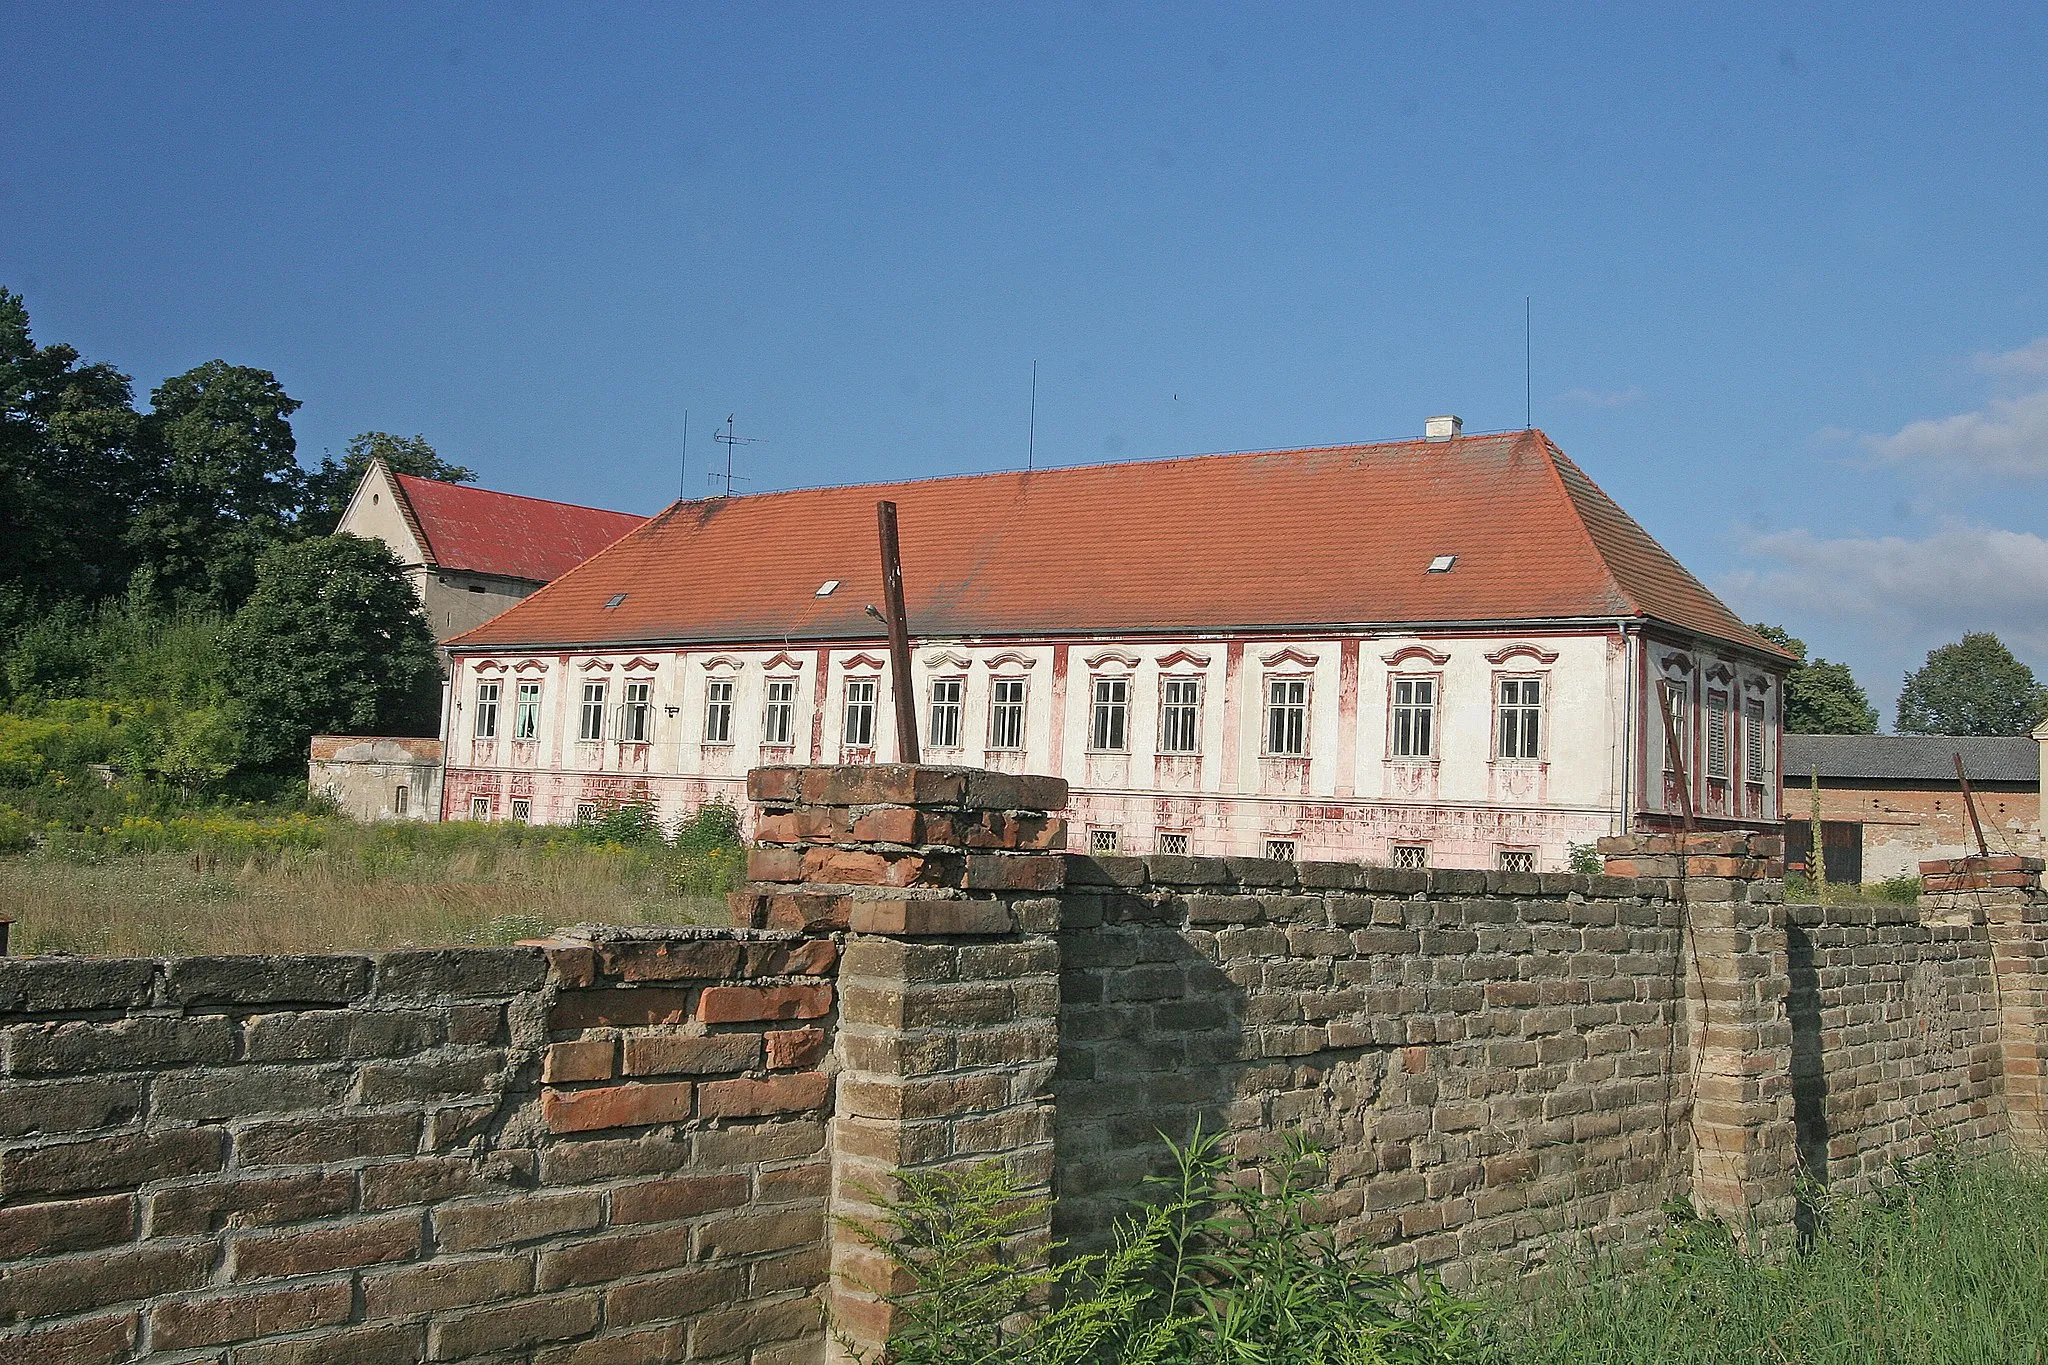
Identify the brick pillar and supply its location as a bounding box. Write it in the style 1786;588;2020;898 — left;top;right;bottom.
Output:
1923;855;2048;1149
735;765;1069;1362
1601;830;1798;1244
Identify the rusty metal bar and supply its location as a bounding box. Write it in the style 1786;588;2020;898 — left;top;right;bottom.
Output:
1953;751;1991;859
876;500;921;765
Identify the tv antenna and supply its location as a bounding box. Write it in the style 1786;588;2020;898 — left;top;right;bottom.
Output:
710;414;764;498
678;409;689;499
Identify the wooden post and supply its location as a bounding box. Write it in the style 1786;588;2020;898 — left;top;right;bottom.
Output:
1953;751;1991;858
876;500;920;764
1657;679;1695;832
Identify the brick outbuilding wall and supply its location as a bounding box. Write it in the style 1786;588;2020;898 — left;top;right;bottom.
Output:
7;767;2048;1362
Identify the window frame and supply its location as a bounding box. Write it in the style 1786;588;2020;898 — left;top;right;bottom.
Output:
1493;673;1545;763
1659;675;1690;776
987;676;1027;750
702;677;735;745
1262;675;1310;757
578;681;607;743
469;796;492;821
762;677;798;747
473;681;500;740
1155;830;1190;855
393;785;409;817
1705;688;1730;781
1391;843;1429;870
509;797;531;822
1158;675;1203;755
928;676;966;751
1088;674;1130;754
1743;694;1768;787
1497;848;1536;873
622;679;655;744
1388;673;1440;760
512;681;542;741
1264;837;1298;862
842;676;878;749
574;801;597;824
1088;827;1120;855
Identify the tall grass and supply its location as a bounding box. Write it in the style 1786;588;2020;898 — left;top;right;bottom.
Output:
1494;1155;2048;1365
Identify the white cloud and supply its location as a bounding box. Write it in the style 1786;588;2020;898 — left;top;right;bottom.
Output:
1557;385;1644;408
1976;336;2048;378
1859;387;2048;476
1720;522;2048;715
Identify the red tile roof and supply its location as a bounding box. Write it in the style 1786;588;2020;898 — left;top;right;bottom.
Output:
393;472;645;583
448;430;1789;659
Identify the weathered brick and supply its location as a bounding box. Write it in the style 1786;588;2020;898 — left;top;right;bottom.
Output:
849;805;923;844
698;983;832;1023
686;1294;823;1355
362;1255;531;1318
692;1118;826;1166
961;854;1064;891
146;1170;355;1236
544;1036;617;1083
3;1014;233;1076
603;1265;746;1329
0;1242;210;1323
537;1134;694;1185
801;846;934;887
534;1324;687;1365
0;1077;144;1138
426;1292;599;1359
849;900;1014;935
748;846;807;882
232;1322;425;1365
819;765;969;807
226;1211;421;1280
766;1026;827;1070
552;987;694;1030
0;959;154;1016
375;947;544;999
163;955;370;1006
242;1008;445;1061
355;1049;506;1103
236;1113;420;1167
0;1310;138;1365
597;940;746;981
537;1223;694;1289
151;1278;353;1350
1;1126;224;1198
609;1172;751;1225
359;1156;492;1208
0;1192;132;1259
959;770;1068;812
542;1081;695;1134
153;1063;354;1123
747;766;807;804
745;938;840;976
621;1031;761;1076
697;1072;831;1119
435;1190;604;1252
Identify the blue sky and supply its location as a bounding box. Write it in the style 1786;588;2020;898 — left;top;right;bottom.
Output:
7;3;2046;724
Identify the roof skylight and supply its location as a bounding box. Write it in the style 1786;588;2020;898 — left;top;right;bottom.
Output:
1427;555;1456;573
815;579;841;597
603;593;628;609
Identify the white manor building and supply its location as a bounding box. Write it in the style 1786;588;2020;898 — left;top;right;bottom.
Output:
437;424;1791;870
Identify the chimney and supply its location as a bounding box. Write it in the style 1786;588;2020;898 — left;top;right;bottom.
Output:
1424;414;1462;442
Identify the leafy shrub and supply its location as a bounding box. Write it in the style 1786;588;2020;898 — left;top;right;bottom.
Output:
1867;873;1922;904
1565;842;1602;875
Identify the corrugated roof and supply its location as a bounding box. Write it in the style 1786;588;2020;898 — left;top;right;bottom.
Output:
1785;734;2040;784
393;472;645;583
448;430;1790;656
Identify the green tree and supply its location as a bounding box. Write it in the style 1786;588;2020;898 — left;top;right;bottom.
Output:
220;535;442;770
299;431;477;537
1895;632;2048;737
128;360;305;610
1753;623;1878;734
0;288;145;603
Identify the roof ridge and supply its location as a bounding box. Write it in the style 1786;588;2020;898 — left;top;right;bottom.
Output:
1529;432;1642;619
374;458;439;569
392;469;641;521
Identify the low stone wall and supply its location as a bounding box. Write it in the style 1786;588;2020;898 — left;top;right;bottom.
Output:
0;933;839;1363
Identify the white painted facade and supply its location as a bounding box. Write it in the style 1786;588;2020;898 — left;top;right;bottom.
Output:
334;462;545;642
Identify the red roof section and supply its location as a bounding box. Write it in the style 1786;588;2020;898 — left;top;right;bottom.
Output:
448;431;1787;658
393;472;645;583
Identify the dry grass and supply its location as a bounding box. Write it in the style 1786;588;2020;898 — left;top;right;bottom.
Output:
0;846;724;958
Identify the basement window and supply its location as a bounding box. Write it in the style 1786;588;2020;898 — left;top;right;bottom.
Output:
510;798;531;822
1392;844;1429;870
1427;555;1456;573
1156;831;1190;855
1089;828;1121;856
1498;849;1535;874
1264;838;1297;862
604;593;628;609
469;796;491;821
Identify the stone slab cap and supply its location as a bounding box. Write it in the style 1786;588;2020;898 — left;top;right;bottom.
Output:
1920;854;2045;876
1597;831;1772;857
748;764;1068;813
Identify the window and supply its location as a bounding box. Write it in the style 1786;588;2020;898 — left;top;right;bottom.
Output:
579;682;607;741
1391;677;1436;758
623;680;654;743
1498;849;1535;873
1264;838;1297;862
1705;690;1729;780
1089;676;1129;752
393;785;409;816
1744;696;1767;784
509;798;531;822
513;682;542;740
703;678;734;744
843;678;877;748
929;677;964;750
1159;677;1202;754
1156;831;1190;855
1265;677;1308;756
1392;844;1429;870
988;678;1026;749
1497;677;1542;760
1661;681;1688;773
575;801;597;824
469;796;491;821
763;678;797;746
473;681;500;739
1089;828;1120;855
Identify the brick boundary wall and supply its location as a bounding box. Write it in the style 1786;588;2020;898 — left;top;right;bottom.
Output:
6;769;2048;1362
